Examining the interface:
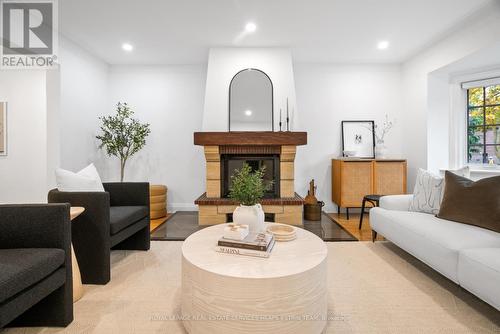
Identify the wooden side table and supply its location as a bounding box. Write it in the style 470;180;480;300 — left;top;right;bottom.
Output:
70;207;85;303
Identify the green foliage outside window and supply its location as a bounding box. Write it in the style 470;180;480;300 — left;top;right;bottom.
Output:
467;85;500;164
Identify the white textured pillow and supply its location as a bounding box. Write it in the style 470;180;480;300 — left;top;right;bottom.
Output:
409;169;444;215
55;163;105;192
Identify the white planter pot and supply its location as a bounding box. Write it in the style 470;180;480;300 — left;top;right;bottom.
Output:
233;204;265;233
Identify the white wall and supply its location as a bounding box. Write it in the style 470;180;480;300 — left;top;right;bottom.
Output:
203;48;298;131
108;65;207;211
53;3;500;210
427;43;500;173
294;64;403;212
59;37;109;172
0;37;109;203
101;63;402;212
401;2;500;188
0;70;49;203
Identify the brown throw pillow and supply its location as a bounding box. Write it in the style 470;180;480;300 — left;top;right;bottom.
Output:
437;171;500;233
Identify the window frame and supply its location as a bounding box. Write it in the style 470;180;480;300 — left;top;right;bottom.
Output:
466;85;500;166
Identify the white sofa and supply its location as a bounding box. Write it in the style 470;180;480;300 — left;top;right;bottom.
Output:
370;194;500;311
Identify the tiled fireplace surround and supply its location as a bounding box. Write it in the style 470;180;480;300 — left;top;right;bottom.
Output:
194;132;307;226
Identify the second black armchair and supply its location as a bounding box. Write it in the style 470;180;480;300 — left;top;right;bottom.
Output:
48;182;150;285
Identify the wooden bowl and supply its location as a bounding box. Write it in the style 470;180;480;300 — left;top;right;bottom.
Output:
267;223;296;241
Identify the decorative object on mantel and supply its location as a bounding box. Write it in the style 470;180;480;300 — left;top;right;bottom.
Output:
229;163;273;232
286;97;290;131
279;108;283;131
304;179;324;221
373;114;395;159
341;120;375;159
96;102;151;181
0;102;7;156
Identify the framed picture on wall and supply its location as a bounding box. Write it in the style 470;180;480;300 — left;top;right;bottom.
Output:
0;102;6;156
341;120;375;158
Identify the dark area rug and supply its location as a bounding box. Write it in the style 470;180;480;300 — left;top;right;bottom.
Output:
151;211;357;242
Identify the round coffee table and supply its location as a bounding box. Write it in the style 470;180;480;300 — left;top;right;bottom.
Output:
181;224;328;334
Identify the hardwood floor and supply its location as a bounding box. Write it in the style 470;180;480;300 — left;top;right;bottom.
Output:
327;212;385;241
150;211;382;242
150;214;172;232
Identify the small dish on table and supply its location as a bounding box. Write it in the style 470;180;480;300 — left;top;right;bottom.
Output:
266;223;297;242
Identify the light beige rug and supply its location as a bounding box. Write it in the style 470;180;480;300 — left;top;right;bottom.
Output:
3;242;499;334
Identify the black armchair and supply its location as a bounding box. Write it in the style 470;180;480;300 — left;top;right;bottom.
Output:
48;182;150;285
0;204;73;328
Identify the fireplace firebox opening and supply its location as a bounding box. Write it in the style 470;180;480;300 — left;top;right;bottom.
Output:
221;154;280;198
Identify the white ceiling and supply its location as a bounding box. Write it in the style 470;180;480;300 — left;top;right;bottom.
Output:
60;0;495;65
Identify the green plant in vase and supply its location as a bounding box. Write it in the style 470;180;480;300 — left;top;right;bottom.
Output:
229;164;273;232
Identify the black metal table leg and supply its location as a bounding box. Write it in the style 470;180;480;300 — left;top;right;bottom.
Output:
359;198;367;229
346;207;349;220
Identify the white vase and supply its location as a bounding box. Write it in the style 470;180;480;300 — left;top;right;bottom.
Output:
233;204;265;233
375;142;388;159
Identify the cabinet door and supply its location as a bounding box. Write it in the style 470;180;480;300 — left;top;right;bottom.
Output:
374;161;406;195
341;161;373;207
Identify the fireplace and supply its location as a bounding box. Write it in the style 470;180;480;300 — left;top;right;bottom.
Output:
221;154;280;198
193;132;307;226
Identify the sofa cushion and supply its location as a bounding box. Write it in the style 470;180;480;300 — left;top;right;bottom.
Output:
56;163;105;192
379;194;412;211
438;172;500;233
458;248;500;311
110;206;148;235
0;268;66;328
370;208;500;282
0;248;65;303
409;169;444;215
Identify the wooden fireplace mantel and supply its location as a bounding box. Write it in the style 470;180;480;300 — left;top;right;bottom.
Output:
194;132;307;146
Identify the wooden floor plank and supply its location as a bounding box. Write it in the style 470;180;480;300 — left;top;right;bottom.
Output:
326;212;384;241
150;214;172;232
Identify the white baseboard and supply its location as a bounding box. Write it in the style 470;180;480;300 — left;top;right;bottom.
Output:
169;203;198;212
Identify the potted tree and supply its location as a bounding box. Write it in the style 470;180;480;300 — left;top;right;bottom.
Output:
96;102;151;182
229;164;272;232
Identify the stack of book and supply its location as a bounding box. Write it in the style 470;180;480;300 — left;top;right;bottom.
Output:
215;232;275;258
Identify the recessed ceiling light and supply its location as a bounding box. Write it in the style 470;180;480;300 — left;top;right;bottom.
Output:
377;40;389;50
245;22;257;33
245;110;253;116
122;43;134;52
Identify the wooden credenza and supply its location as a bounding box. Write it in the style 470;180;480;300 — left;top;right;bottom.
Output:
332;158;407;214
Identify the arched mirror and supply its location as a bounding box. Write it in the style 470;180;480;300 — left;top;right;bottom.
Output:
229;68;273;131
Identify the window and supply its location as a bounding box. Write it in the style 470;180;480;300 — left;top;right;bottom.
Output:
467;83;500;165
